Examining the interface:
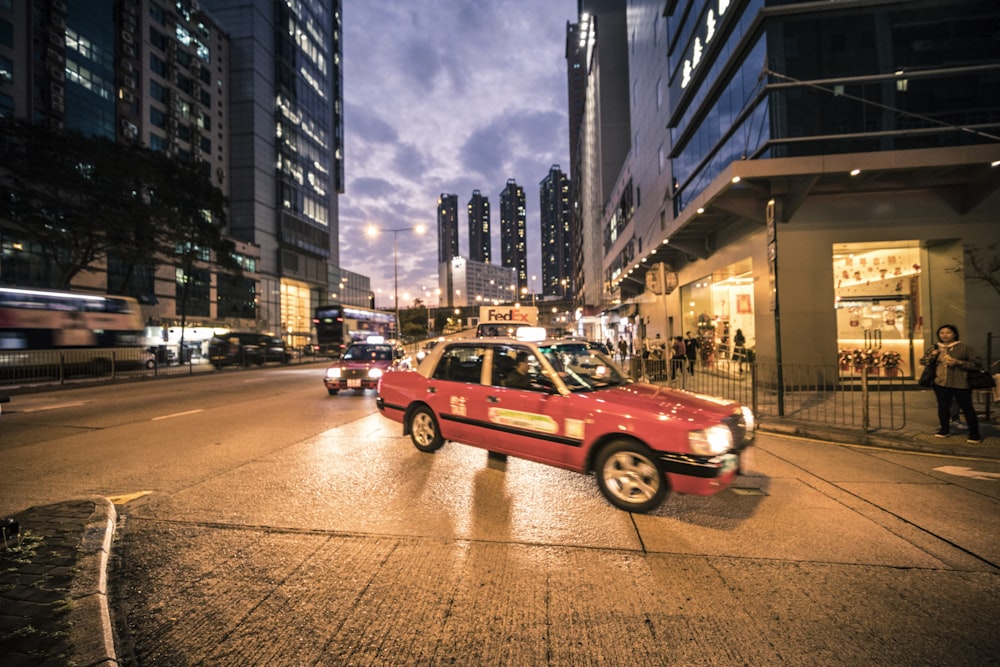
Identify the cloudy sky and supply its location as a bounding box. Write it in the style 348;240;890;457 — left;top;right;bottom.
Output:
339;0;578;308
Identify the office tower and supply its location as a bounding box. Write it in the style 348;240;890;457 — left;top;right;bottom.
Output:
200;0;344;347
539;165;572;297
499;179;527;295
566;1;629;312
569;0;1000;368
467;190;491;264
437;193;459;263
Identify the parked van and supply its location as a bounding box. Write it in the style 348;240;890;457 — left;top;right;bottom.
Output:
208;333;290;368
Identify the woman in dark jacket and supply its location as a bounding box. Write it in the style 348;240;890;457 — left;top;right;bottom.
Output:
919;324;982;442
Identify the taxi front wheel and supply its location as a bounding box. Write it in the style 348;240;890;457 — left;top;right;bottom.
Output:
409;406;444;452
595;440;668;513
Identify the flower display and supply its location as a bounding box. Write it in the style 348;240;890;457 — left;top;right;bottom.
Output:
837;348;880;368
838;348;886;369
880;351;902;368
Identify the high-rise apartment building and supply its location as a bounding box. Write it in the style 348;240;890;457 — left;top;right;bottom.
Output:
566;1;629;313
499;179;527;294
437;193;459;263
200;0;344;348
467;190;491;264
539;165;572;297
0;0;258;336
569;0;1000;375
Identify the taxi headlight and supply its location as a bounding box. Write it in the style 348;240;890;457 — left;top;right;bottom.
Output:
326;367;342;380
688;424;733;456
740;406;756;438
368;367;384;379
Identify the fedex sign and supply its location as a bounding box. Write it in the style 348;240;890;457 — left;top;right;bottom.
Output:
480;306;538;325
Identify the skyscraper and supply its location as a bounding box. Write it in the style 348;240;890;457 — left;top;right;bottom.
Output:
437;194;459;263
467;190;491;264
539;165;572;297
201;0;344;347
499;179;527;295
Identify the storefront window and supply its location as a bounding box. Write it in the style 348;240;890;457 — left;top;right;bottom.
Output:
681;259;754;367
833;241;922;377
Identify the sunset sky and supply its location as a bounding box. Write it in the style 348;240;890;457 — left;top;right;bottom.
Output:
339;0;578;307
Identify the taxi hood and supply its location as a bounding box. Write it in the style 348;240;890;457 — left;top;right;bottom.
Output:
592;381;742;420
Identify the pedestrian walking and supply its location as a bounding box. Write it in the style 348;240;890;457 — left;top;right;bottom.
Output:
671;336;686;379
919;324;982;443
618;338;628;363
684;331;699;374
733;328;746;372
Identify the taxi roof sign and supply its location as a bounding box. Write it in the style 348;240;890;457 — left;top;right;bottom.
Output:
514;326;547;342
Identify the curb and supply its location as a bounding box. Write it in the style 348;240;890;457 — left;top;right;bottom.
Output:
759;421;1000;459
69;496;118;666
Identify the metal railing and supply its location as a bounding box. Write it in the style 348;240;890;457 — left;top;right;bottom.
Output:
0;347;324;387
630;357;909;431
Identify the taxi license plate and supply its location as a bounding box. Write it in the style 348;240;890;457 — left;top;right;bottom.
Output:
347;379;362;388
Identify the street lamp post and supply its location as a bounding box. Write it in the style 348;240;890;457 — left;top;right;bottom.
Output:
367;224;426;340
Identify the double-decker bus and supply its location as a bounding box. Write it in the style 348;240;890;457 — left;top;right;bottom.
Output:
0;286;147;382
313;304;396;357
0;286;143;349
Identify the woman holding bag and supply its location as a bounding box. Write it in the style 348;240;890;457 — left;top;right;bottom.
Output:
919;324;982;443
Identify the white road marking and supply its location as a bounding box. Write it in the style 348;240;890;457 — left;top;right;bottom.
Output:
152;409;204;421
19;401;88;413
934;465;1000;481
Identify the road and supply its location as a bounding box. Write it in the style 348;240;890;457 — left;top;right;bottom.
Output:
2;367;999;665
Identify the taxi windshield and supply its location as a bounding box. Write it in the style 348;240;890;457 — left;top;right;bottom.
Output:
344;345;392;361
537;343;630;392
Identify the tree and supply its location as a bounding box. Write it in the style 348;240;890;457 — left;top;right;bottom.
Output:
0;119;245;363
0;119;152;287
0;118;241;348
144;151;239;358
955;242;1000;300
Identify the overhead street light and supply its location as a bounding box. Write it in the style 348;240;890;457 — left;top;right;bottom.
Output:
366;224;426;338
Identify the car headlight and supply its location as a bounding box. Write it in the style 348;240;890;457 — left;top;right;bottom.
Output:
368;367;384;379
326;367;342;379
740;406;756;438
688;424;734;456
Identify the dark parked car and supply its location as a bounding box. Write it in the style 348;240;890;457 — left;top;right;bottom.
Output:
209;333;290;368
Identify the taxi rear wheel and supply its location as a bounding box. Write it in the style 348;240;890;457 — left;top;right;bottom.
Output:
595;440;668;513
409;406;444;452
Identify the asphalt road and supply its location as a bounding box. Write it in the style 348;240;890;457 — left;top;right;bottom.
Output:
1;367;998;665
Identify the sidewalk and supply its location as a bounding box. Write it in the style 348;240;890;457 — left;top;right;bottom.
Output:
0;417;996;665
0;497;116;666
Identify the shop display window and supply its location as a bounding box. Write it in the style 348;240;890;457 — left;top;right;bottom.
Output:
833;241;923;377
681;261;754;367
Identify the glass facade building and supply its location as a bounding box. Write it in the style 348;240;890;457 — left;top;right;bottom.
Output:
568;0;1000;376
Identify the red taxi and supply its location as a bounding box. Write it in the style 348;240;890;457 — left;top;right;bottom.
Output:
324;342;400;395
376;338;754;512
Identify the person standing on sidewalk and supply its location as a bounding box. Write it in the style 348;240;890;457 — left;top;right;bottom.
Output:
919;324;982;443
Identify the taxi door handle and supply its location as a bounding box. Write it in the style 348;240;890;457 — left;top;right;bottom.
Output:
427;387;436;394
487;395;500;403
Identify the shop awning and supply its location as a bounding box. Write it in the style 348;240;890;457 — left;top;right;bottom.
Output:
616;143;1000;292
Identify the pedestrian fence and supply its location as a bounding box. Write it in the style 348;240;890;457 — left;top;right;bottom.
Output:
630;357;909;432
0;347;321;387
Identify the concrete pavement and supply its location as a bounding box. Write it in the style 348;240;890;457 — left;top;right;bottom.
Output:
1;390;997;666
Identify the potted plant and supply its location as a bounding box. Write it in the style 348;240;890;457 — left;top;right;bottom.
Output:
881;350;902;376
